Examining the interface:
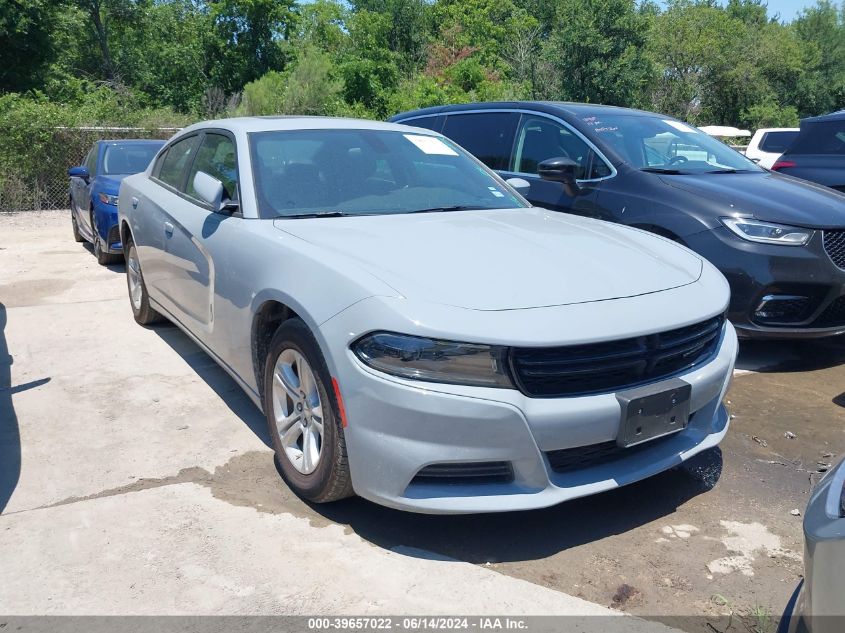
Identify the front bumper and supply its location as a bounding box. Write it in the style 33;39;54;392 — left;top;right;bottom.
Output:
323;315;737;514
685;227;845;339
782;458;845;633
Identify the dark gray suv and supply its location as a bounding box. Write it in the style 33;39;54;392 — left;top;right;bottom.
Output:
391;102;845;339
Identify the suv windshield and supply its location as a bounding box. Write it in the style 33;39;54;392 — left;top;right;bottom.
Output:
249;129;526;218
102;143;163;175
582;114;761;174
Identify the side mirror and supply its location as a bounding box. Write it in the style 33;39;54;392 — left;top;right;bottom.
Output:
750;157;761;164
505;177;531;196
68;166;90;181
538;157;580;197
193;171;225;211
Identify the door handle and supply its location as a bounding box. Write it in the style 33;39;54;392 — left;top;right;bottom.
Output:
164;221;174;237
131;196;139;209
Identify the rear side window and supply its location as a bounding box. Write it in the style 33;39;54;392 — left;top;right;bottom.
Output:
788;121;845;155
403;115;444;133
157;135;201;191
187;133;239;201
759;131;798;153
441;112;519;170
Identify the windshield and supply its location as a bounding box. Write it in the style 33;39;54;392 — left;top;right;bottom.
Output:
582;114;762;174
102;143;163;175
249;129;527;218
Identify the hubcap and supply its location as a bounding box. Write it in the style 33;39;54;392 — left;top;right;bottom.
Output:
126;248;143;311
271;349;324;475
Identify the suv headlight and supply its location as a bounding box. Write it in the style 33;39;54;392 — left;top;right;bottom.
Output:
721;217;812;246
98;192;119;206
352;332;513;388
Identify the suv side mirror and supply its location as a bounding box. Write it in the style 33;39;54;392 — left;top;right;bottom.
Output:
538;157;580;197
505;177;530;196
68;166;90;181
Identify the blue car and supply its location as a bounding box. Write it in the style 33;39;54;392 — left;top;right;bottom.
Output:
68;139;165;264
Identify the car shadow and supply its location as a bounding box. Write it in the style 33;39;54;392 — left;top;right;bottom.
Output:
736;336;845;373
304;461;718;563
150;323;271;448
0;303;20;513
80;243;126;273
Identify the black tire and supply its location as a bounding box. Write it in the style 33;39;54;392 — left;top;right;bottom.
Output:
125;239;164;326
91;209;121;265
71;206;84;243
263;319;353;503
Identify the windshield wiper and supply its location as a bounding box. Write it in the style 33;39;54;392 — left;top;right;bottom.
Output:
705;168;754;174
640;167;687;175
407;205;489;214
280;211;350;219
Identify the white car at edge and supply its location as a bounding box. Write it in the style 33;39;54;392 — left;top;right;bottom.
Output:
118;116;738;513
746;127;800;168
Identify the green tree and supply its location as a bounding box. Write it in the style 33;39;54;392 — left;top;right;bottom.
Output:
540;0;654;106
0;0;60;92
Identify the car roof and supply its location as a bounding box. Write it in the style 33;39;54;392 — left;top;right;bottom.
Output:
178;116;429;136
801;109;845;125
391;101;663;120
97;139;166;145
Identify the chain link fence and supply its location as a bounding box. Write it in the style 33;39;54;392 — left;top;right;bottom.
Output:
0;127;180;213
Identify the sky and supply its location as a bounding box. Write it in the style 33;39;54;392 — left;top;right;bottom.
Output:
764;0;817;21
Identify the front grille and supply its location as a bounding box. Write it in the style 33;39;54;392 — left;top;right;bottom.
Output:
823;230;845;269
813;296;845;327
509;317;723;398
546;437;673;474
411;462;514;485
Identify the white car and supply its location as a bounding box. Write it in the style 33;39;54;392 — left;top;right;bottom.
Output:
118;116;737;513
746;128;800;168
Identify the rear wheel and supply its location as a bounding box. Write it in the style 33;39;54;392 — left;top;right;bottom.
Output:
71;204;84;243
263;319;353;503
125;240;164;325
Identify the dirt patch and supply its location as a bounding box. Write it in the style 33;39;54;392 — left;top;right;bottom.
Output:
0;279;72;307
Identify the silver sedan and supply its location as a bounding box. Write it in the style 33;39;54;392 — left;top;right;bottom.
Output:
118;117;736;513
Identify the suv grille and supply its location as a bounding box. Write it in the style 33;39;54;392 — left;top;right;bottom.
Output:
823;230;845;269
813;296;845;327
510;316;723;398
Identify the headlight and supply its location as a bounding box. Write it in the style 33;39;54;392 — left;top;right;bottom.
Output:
352;332;513;388
98;192;119;206
721;217;812;246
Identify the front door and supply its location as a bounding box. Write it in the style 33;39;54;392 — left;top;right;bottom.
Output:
500;114;612;221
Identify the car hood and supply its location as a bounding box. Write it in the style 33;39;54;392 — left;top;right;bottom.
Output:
97;174;128;194
274;208;702;311
662;171;845;229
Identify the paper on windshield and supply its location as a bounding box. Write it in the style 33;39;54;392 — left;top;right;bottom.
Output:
404;134;459;156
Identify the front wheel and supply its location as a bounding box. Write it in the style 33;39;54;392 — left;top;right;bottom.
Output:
125;241;164;325
91;211;121;265
263;319;353;503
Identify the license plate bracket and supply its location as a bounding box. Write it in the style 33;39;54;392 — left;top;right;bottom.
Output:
616;378;691;448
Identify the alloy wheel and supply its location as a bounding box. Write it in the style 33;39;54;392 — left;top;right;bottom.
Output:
126;247;143;311
271;349;324;475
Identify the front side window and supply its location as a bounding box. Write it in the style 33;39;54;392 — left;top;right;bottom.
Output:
157;135;201;191
512;116;610;180
102;143;163;175
187;133;239;201
584;114;762;174
249;129;527;219
441;112;519;170
84;146;98;176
